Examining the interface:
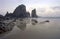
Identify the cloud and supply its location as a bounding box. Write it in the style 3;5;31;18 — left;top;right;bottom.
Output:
37;8;46;13
36;6;60;17
51;6;60;10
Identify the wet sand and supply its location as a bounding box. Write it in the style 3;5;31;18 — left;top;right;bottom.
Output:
0;18;60;39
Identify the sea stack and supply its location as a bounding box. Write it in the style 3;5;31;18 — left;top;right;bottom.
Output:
31;9;38;18
13;4;30;18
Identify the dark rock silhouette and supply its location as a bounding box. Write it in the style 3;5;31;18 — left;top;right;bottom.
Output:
5;12;14;20
0;15;5;21
5;4;30;19
31;9;38;18
13;4;30;18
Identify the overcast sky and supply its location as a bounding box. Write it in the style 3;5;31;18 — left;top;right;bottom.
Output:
0;0;60;17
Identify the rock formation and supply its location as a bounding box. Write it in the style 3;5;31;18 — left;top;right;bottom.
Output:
0;4;31;34
31;9;38;18
13;4;29;18
5;4;30;19
0;15;5;21
5;12;14;20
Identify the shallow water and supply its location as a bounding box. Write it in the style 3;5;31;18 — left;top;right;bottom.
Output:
0;18;60;39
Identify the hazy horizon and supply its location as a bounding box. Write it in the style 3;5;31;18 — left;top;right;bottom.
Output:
0;0;60;17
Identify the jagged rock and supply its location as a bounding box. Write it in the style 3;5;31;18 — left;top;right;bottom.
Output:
0;15;5;21
0;20;15;34
5;4;30;19
31;9;38;18
13;4;27;18
5;12;14;19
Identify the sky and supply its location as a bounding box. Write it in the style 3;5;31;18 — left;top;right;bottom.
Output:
0;0;60;17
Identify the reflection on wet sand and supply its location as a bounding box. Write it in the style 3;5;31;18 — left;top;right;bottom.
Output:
0;18;60;39
0;18;50;35
31;19;38;25
0;18;29;35
16;18;26;31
